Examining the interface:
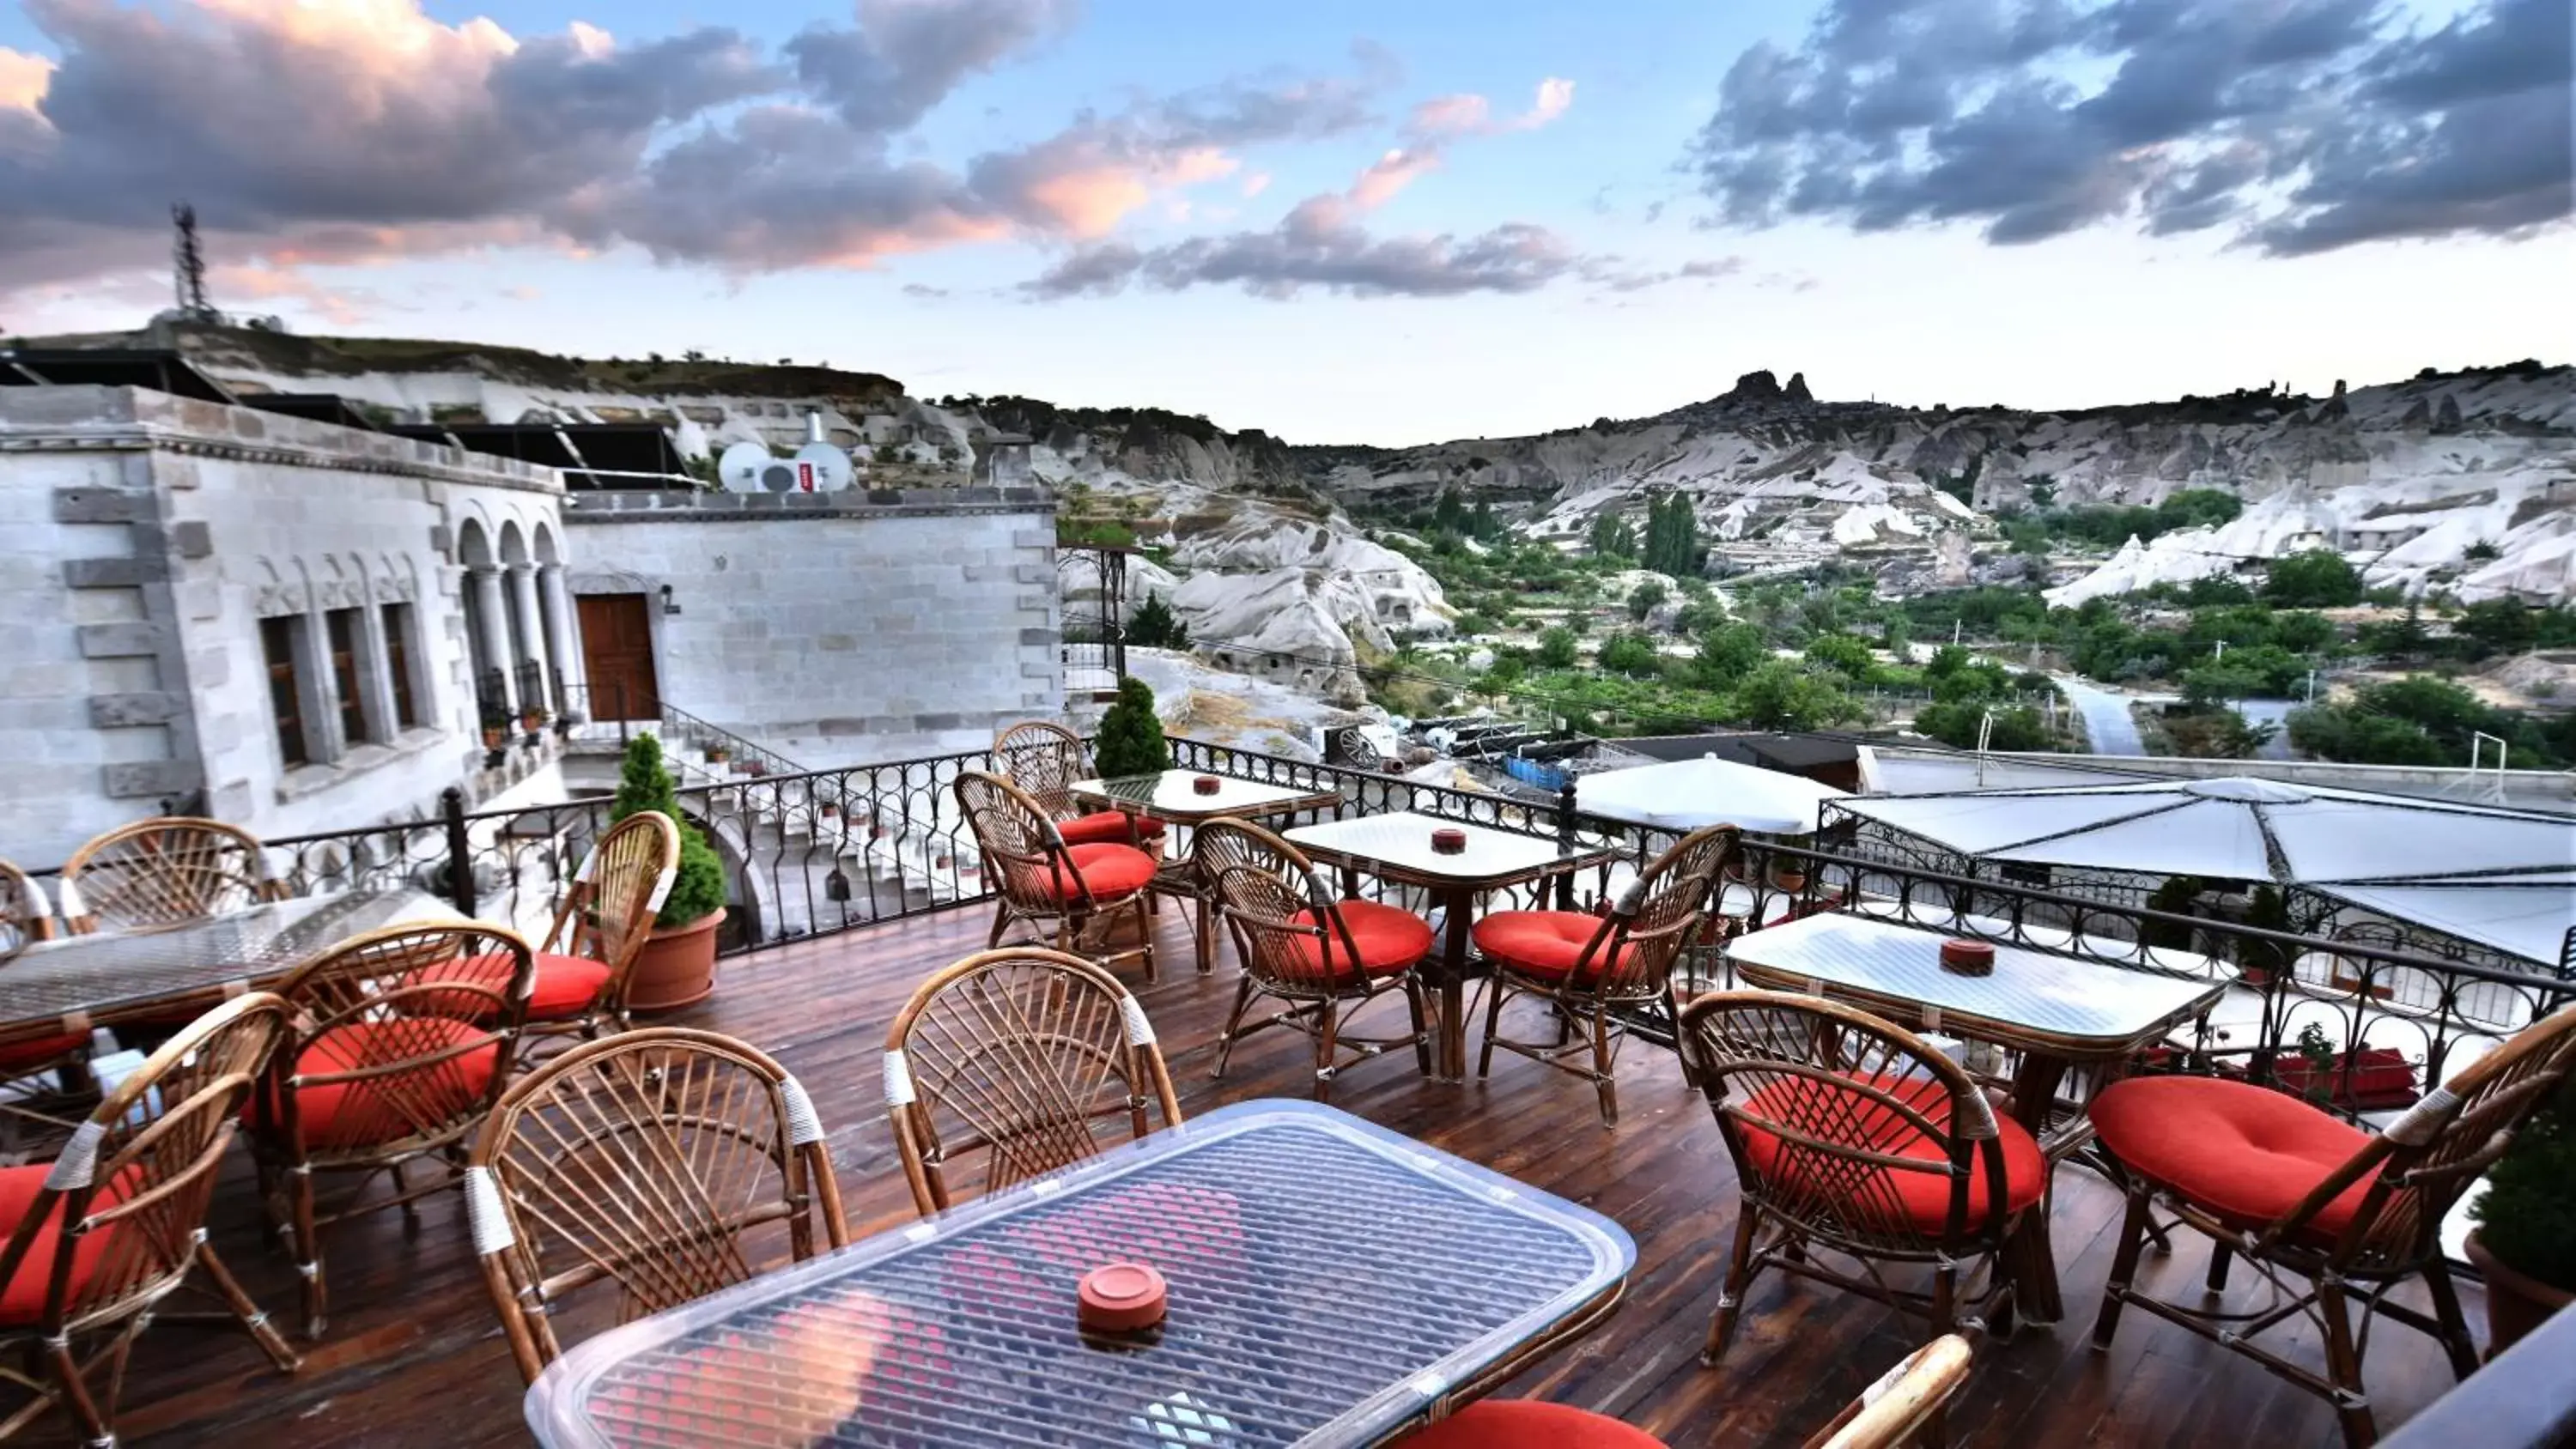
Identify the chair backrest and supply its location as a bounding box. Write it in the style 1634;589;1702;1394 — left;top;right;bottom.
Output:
59;817;274;934
1194;819;1376;996
1680;991;2016;1255
1558;825;1738;1002
0;858;53;961
465;1028;848;1385
1803;1334;1975;1449
885;948;1181;1216
264;923;537;1159
0;992;292;1332
954;771;1096;913
2278;1003;2576;1272
541;811;682;1003
992;720;1091;819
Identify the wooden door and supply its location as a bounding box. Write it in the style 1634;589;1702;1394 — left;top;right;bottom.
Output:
577;594;660;720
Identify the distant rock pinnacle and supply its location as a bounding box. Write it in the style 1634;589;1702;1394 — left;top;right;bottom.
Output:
1785;371;1814;404
1727;369;1783;402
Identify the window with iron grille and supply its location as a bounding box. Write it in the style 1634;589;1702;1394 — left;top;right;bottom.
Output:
262;615;309;767
382;602;421;730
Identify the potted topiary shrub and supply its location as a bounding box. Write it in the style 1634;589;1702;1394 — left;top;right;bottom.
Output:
606;734;730;1012
1093;676;1172;779
2465;1079;2576;1354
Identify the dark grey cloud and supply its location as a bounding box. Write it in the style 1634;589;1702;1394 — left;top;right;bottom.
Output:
1023;199;1587;300
788;0;1074;133
0;0;1394;295
1689;0;2573;255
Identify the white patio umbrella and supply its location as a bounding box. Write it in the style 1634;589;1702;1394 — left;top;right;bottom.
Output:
1829;776;2575;887
1575;755;1849;835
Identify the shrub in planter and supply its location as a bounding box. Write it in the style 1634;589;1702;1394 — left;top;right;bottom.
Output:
608;734;728;1010
1093;676;1171;779
2466;1078;2576;1352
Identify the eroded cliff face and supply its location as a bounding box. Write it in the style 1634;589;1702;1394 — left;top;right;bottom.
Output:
76;326;2576;665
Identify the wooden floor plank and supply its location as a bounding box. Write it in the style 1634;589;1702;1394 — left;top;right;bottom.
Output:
52;905;2472;1448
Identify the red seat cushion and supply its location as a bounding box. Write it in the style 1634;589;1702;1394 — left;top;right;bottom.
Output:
1285;900;1433;983
0;1033;86;1076
415;951;609;1022
0;1161;136;1325
1473;911;1629;986
254;1020;502;1149
1043;843;1157;902
1400;1401;1667;1448
1054;811;1164;849
2091;1076;2380;1240
1734;1070;2046;1237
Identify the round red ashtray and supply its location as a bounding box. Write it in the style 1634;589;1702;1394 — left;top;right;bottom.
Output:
1190;774;1222;796
1078;1263;1168;1334
1430;827;1467;855
1940;939;1995;977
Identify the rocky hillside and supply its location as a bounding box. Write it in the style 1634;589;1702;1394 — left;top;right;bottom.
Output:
33;324;2576;682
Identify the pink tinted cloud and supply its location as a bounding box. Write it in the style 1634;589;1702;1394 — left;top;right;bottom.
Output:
0;48;50;112
1350;148;1440;209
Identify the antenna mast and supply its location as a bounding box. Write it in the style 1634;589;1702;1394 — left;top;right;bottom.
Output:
172;203;214;319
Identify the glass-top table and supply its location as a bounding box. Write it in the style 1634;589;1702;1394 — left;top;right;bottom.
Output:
1070;772;1346;972
526;1100;1635;1448
1285;814;1615;1079
1724;909;2233;1324
0;888;457;1043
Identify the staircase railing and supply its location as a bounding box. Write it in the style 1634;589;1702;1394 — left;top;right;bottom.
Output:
561;682;807;780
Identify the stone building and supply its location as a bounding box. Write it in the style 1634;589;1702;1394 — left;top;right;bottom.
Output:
0;385;573;864
2;381;1066;866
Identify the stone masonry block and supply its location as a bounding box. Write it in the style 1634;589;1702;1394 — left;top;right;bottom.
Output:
52;489;143;524
103;760;203;799
78;622;170;658
88;692;186;727
62;555;167;587
1012;564;1053;585
171;521;214;558
1018;627;1059;646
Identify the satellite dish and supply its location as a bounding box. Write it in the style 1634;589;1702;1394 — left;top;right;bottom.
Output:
717;441;773;494
792;442;854;493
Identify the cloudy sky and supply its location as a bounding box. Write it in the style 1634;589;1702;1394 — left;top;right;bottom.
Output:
2;0;2568;443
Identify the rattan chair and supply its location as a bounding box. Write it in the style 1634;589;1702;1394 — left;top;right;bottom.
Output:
2089;1004;2576;1447
1474;826;1737;1125
884;948;1182;1216
0;993;297;1446
1680;992;2046;1379
465;1028;849;1385
511;810;681;1052
1804;1334;1975;1449
990;721;1151;844
58;817;278;934
0;861;87;1143
954;771;1157;981
1194;820;1431;1100
246;923;536;1337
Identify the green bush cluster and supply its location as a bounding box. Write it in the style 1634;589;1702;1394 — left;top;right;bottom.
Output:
2470;1080;2576;1293
1093;676;1172;778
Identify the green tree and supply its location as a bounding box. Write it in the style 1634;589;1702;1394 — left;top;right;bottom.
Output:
1599;633;1662;677
1642;494;1701;576
1536;627;1580;669
1588;511;1637;560
1915;700;2051;752
1730;660;1861;731
1431;487;1467;535
609;734;726;926
1126;592;1190;649
1803;633;1875;679
2263;549;2364;608
1691;621;1769;688
1092;676;1171;778
1625;577;1668;622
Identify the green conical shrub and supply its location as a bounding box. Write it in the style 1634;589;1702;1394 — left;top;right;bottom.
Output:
1093;676;1171;779
608;733;726;927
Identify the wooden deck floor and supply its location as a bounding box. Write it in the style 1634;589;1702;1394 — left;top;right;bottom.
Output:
77;906;2473;1449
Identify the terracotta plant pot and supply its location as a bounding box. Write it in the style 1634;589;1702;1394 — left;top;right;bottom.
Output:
1768;863;1807;894
626;907;725;1014
2466;1231;2574;1356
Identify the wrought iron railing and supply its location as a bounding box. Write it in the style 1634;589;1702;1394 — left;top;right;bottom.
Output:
24;732;2567;1119
562;682;808;783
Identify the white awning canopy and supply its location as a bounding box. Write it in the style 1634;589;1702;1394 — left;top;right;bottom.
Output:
2309;873;2576;973
1831;776;2575;887
1576;755;1849;835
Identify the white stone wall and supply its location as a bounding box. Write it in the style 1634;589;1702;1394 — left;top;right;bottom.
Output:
0;386;568;866
563;488;1062;765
